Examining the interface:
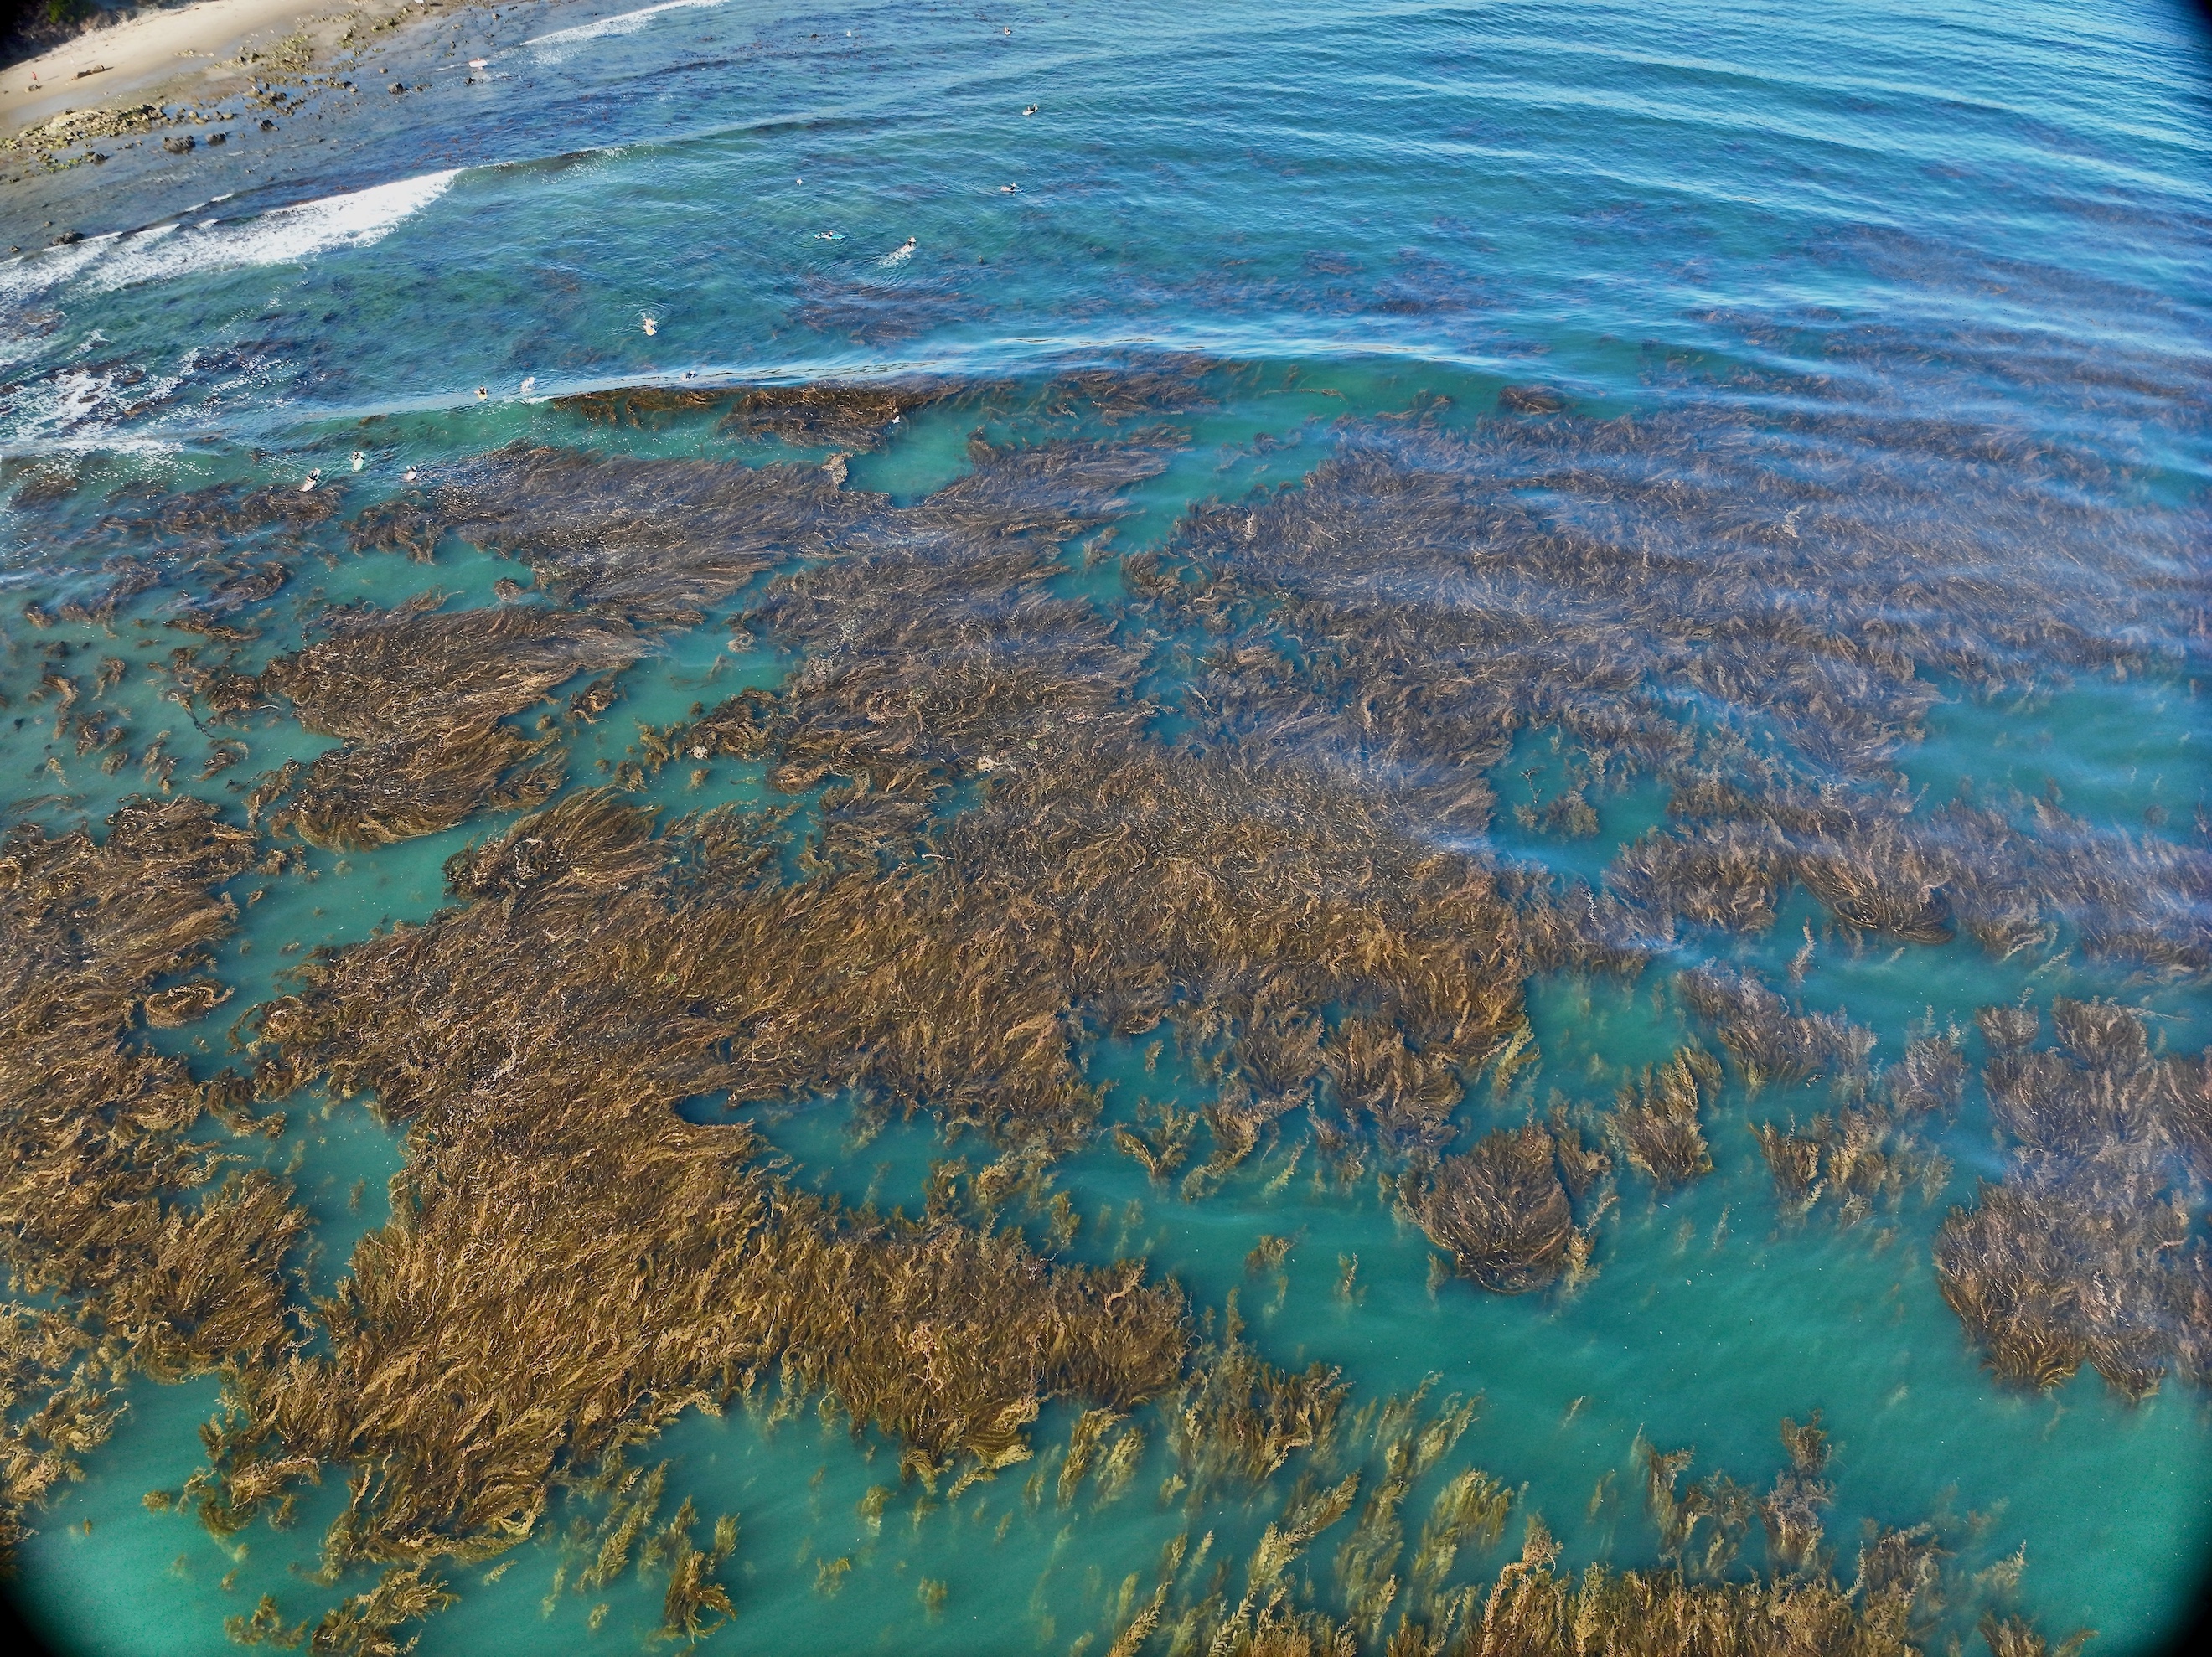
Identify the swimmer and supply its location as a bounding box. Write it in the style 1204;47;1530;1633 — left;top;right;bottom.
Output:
519;375;536;396
350;450;365;472
643;316;659;335
403;467;419;483
881;236;917;266
476;385;488;400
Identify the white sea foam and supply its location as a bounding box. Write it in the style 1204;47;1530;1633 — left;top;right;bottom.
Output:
0;354;193;457
0;230;129;307
527;0;734;52
74;171;460;293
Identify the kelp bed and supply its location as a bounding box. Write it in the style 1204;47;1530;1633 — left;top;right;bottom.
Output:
0;358;2206;1655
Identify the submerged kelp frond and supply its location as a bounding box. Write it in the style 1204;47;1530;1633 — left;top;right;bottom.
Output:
1749;1025;1964;1225
623;726;1526;1151
1604;1045;1720;1188
716;381;957;449
0;795;305;1556
1167;1314;1349;1505
256;601;641;849
0;1304;124;1558
1936;1001;2212;1399
1620;780;2212;978
1138;409;2195;814
1156;1412;2062;1657
1399;1128;1575;1293
1681;967;1874;1095
14;362;2199;1640
1127;405;2204;983
353;427;1174;632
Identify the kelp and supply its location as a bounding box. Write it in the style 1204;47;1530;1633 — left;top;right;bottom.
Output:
1745;1017;1964;1221
1119;398;2204;983
1681;967;1874;1095
1115;1407;2065;1657
221;1565;457;1655
556;386;743;430
717;381;957;449
1165;1301;1349;1506
0;795;302;1558
0;1305;122;1559
1134;410;2195;813
7;362;2205;1642
1934;1000;2212;1398
1398;1128;1579;1293
253;599;641;849
1618;780;2212;978
1603;1045;1720;1189
197;789;1190;1567
1331;1390;1481;1637
543;1451;740;1641
349;423;1175;631
616;725;1525;1152
346;447;850;612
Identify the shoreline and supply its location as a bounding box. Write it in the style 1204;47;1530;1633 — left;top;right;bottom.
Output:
0;0;470;142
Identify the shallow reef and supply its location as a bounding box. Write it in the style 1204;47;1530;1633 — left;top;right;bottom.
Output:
0;359;2203;1653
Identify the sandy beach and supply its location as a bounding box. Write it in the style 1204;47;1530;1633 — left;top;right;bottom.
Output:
0;0;439;140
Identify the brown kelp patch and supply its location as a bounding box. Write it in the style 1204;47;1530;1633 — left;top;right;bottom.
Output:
1134;406;2197;815
1935;1000;2212;1398
1165;1305;1350;1506
0;1305;121;1559
0;795;303;1557
349;426;1176;630
1681;966;1873;1095
1398;1128;1579;1293
548;733;1522;1152
718;381;958;449
1122;398;2205;999
199;710;1527;1589
252;599;641;849
1603;1044;1720;1189
690;469;1164;839
7;360;2201;1642
202;787;1190;1575
1616;779;2212;978
347;447;838;618
1100;1404;2069;1657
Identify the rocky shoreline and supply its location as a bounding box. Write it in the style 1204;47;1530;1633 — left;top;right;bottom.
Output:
0;0;551;245
0;0;519;163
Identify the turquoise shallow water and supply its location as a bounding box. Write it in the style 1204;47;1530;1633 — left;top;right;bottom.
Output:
2;3;2211;1654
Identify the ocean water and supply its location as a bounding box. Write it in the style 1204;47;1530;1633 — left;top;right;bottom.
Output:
2;3;2210;1655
